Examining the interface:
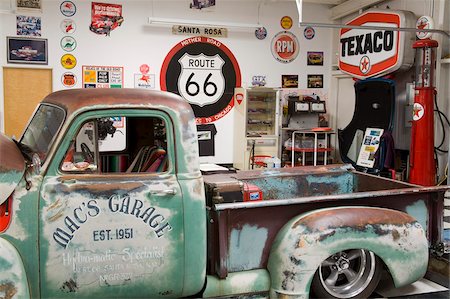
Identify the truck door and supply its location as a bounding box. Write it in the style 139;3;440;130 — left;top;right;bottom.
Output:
39;110;185;298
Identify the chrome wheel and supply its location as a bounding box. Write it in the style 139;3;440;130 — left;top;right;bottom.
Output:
316;249;377;298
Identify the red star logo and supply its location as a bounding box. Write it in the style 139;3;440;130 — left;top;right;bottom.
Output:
417;21;427;30
413;106;421;117
361;57;369;71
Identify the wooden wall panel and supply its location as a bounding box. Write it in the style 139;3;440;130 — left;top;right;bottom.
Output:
3;67;52;138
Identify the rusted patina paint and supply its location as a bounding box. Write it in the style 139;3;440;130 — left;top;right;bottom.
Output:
0;133;25;204
0;282;17;299
267;206;429;298
292;207;417;229
0;238;30;298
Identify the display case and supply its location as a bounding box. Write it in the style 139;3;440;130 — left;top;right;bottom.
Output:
233;87;280;170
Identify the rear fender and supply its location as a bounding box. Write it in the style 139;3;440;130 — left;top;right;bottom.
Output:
0;238;30;299
267;206;428;298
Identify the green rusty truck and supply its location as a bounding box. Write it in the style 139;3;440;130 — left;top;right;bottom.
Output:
0;89;448;299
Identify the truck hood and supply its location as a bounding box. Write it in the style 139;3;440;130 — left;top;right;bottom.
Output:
0;133;26;205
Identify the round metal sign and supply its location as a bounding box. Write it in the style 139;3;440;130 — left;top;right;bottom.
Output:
160;37;241;124
271;31;299;63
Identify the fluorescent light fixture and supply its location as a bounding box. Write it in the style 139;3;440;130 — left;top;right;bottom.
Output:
147;17;261;30
296;0;303;23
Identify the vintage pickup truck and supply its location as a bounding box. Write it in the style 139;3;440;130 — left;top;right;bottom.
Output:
0;89;448;299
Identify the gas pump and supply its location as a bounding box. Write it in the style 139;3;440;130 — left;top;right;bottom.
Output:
409;38;439;186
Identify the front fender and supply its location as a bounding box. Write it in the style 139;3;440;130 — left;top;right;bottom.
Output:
0;238;30;299
267;206;428;299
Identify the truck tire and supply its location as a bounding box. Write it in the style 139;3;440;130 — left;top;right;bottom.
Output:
311;249;382;299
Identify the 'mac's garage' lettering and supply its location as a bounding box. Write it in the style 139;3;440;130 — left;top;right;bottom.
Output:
340;30;393;57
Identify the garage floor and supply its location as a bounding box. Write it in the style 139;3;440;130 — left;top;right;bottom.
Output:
372;278;449;298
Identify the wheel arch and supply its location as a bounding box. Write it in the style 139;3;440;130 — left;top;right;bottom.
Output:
267;206;429;298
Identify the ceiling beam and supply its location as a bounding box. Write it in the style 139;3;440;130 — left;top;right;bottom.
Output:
330;0;386;20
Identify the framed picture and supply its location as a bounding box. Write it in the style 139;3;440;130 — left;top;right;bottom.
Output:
16;0;42;11
7;37;48;64
307;74;323;88
307;51;323;66
282;74;298;88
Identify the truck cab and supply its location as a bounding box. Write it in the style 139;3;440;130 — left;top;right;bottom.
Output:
0;89;206;298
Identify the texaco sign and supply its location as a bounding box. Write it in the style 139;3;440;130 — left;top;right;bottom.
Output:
161;37;241;124
339;10;415;79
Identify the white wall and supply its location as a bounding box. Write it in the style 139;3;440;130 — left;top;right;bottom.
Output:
0;0;334;164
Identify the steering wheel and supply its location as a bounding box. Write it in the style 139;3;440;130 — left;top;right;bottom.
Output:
80;143;94;163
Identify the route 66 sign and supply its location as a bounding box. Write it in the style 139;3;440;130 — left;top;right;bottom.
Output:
177;53;225;107
161;36;241;124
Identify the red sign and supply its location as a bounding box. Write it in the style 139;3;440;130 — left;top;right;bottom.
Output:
338;10;415;79
160;37;241;124
271;31;299;63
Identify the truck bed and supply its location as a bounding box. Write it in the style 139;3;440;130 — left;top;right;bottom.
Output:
203;164;447;278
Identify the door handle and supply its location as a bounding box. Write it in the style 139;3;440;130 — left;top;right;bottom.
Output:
61;179;77;184
150;189;177;196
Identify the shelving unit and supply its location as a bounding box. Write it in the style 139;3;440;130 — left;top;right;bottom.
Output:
233;87;280;170
283;128;334;166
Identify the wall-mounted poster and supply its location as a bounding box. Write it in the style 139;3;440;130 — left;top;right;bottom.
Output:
190;0;215;10
282;75;298;88
307;74;323;88
160;36;241;124
17;15;41;36
307;51;323;65
356;128;384;168
90;2;124;36
82;65;123;88
16;0;41;11
7;37;47;64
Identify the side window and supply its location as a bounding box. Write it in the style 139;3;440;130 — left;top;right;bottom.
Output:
61;121;97;172
61;116;169;174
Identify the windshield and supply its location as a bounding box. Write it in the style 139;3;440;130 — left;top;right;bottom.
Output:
20;104;65;163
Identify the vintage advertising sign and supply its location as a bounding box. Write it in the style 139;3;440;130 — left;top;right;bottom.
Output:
416;15;434;40
90;2;124;36
60;1;76;17
255;27;267;40
61;72;76;88
280;16;293;30
172;25;227;38
303;26;315;39
339;10;415;79
61;54;76;69
271;31;299;63
60;19;76;34
60;36;76;52
82;66;123;88
160;36;241;124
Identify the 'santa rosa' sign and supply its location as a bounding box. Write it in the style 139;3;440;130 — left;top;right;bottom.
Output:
339;10;415;79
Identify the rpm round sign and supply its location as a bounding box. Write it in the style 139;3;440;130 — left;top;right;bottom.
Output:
160;37;241;124
271;31;299;63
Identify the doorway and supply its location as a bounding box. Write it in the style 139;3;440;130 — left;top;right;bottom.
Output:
3;67;52;138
